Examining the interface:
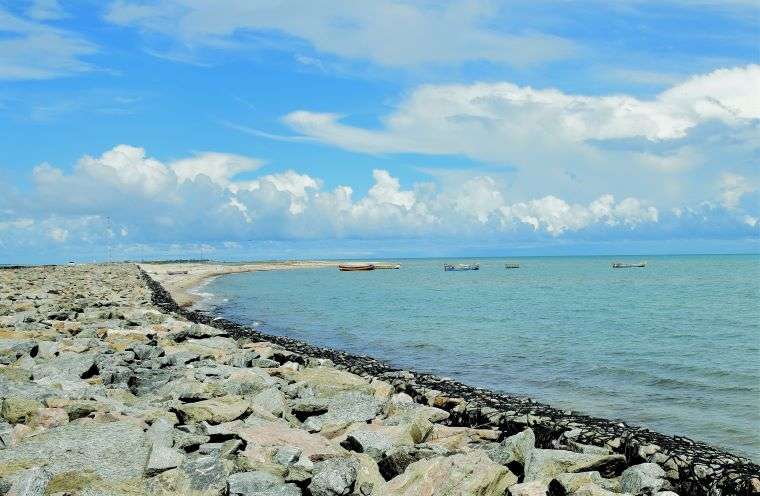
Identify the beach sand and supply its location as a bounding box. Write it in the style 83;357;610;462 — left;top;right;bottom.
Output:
139;260;337;307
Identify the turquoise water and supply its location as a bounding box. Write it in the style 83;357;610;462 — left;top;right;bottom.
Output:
204;255;760;460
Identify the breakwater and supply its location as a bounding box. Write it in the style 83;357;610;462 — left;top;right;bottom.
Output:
0;263;756;495
144;265;760;495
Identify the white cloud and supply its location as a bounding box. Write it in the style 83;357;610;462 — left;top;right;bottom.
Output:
48;227;68;242
26;0;67;21
104;0;577;68
0;8;96;79
285;64;759;147
282;65;760;203
171;152;263;185
3;145;756;255
719;173;756;209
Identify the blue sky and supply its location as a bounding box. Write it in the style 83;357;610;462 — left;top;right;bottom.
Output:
1;0;758;263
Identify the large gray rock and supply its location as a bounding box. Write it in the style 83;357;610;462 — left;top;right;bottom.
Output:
251;388;287;417
6;467;51;496
146;446;186;475
0;419;150;482
620;463;666;494
228;471;301;496
147;417;175;448
486;428;535;467
385;451;517;496
148;454;228;496
524;449;626;481
308;457;358;496
128;368;176;396
31;352;95;380
302;392;383;433
378;444;450;480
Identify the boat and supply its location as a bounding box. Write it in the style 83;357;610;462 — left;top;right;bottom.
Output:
444;263;479;271
338;264;376;271
373;263;401;269
611;261;647;268
504;263;520;269
166;270;189;275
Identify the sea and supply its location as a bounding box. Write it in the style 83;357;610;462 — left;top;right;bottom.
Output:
200;255;760;460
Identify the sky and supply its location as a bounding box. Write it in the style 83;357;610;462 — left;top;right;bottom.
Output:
1;0;758;263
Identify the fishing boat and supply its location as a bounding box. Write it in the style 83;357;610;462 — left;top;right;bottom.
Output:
373;263;401;269
444;263;479;271
338;264;376;271
611;261;647;268
504;263;520;269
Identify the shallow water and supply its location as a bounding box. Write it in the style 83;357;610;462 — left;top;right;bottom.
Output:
204;255;760;460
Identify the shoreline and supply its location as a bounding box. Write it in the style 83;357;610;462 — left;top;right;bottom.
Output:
140;260;338;307
141;266;760;494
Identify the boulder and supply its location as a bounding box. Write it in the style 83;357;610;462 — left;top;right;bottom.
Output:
302;392;384;434
573;482;622;496
620;463;666;494
31;352;95;380
1;397;42;424
0;419;150;482
147;454;228;496
238;420;343;461
146;446;186;475
147;417;175;448
549;471;619;495
5;467;51;496
291;367;372;398
509;480;548;496
524;449;626;481
251;388;287;417
386;451;518;496
341;424;420;461
176;395;250;424
227;471;301;496
486;428;535;467
308;457;358;496
377;444;451;480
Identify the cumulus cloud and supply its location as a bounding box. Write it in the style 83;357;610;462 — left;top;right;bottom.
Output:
1;145;756;257
0;7;96;79
104;0;576;68
282;65;760;203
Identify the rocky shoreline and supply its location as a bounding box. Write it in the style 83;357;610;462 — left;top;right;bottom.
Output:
0;264;757;496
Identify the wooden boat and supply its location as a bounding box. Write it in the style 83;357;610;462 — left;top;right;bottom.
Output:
611;261;647;268
504;263;520;269
338;264;376;271
444;263;479;271
373;263;401;269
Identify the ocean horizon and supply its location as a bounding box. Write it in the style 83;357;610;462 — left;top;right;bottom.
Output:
199;254;760;461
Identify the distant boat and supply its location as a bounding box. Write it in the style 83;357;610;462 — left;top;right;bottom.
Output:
373;263;401;269
444;263;479;271
504;263;520;269
338;264;376;271
611;261;647;268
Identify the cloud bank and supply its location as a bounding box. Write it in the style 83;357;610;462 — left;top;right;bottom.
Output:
1;145;756;258
283;65;760;203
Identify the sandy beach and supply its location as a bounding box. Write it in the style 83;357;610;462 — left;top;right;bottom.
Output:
140;261;338;307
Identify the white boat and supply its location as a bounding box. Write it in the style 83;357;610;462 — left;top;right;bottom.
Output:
444;263;479;271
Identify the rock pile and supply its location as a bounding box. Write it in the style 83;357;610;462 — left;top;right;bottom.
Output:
0;264;757;496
